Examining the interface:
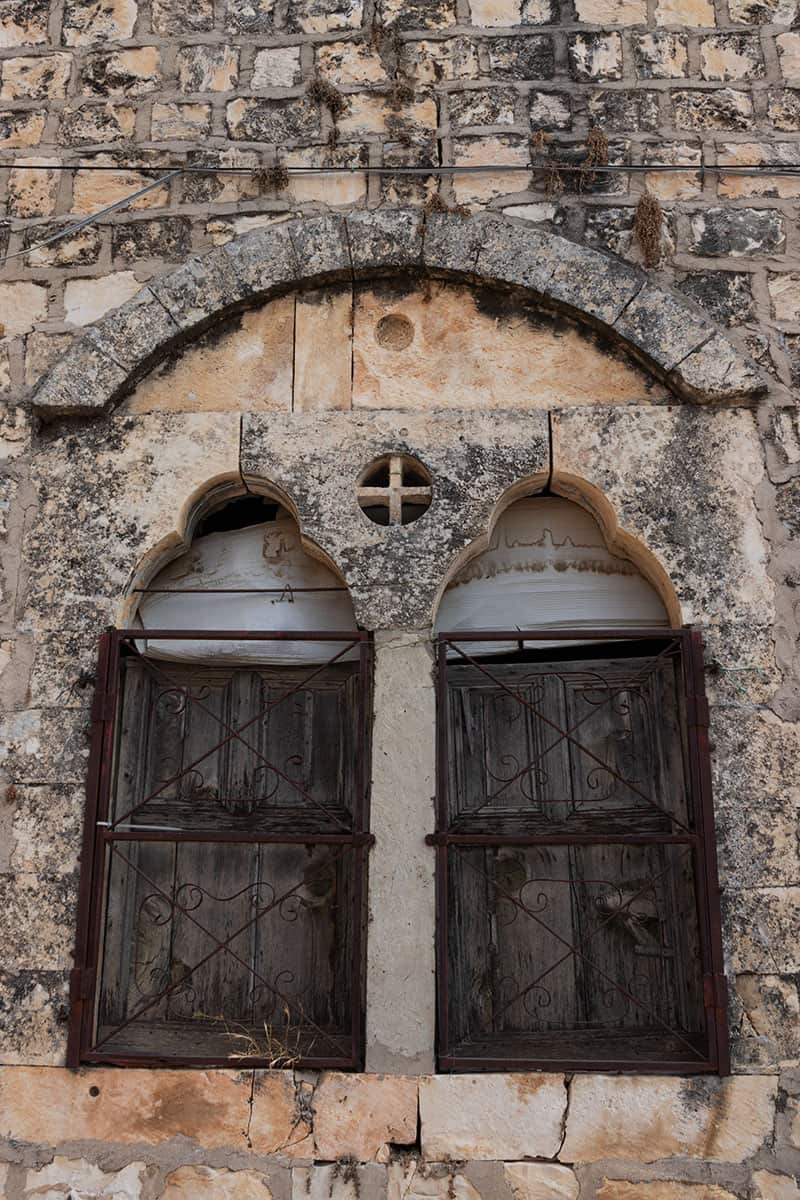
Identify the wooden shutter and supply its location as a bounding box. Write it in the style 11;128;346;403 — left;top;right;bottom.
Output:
435;631;728;1073
70;631;371;1070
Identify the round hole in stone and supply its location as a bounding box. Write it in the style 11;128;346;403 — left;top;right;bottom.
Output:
357;453;432;527
89;1086;100;1098
374;313;415;351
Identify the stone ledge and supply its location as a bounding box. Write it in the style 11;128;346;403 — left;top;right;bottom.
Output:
30;209;767;421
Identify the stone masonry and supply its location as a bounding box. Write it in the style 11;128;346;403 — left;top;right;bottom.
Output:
1;0;800;1197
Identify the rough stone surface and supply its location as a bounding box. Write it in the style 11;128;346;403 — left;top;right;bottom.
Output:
312;1072;419;1159
419;1075;567;1160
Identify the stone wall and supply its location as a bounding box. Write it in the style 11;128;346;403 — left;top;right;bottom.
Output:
0;0;800;1196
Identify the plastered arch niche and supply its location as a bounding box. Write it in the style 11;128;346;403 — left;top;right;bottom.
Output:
120;280;667;416
434;495;671;649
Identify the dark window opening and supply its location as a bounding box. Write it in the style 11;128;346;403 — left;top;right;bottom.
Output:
433;629;728;1074
195;495;281;538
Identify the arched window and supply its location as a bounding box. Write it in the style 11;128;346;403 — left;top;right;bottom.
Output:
432;496;727;1074
69;497;371;1070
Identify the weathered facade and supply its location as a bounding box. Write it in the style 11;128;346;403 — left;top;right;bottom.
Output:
1;0;800;1198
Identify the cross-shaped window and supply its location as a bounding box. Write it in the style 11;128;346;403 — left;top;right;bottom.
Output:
357;453;433;527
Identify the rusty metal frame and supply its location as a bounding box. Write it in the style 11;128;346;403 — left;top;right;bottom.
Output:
431;627;729;1075
68;629;373;1071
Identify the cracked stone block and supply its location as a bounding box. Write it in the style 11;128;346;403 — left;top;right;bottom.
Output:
634;32;688;78
561;1075;777;1163
24;1158;145;1199
386;1161;480;1200
733;974;800;1071
0;1066;307;1152
312;1073;418;1160
419;1074;566;1160
724;889;800;974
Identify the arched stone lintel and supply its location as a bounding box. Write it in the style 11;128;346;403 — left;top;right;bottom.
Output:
31;209;766;421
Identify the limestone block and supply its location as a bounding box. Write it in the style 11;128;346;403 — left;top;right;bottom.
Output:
569;33;623;81
152;0;213;31
449;88;516;129
753;1173;800;1200
81;47;161;96
286;212;350;280
294;288;353;412
613;284;713;371
673;89;752;130
574;0;646;22
688;208;784;256
778;33;800;84
72;159;171;214
126;297;294;414
241;408;549;628
347;208;422;274
112;217;191;263
24;1157;145;1198
405;39;479;85
560;1074;777;1163
352;281;663;410
6;158;59;218
550;407;772;635
284;146;367;205
0;282;47;336
634;32;688;78
596;1186;739;1200
485;34;554;78
0;1068;308;1153
452;134;529;204
0;871;77;971
227;97;320;142
296;1163;388;1200
504;1163;579;1200
337;93;437;137
378;0;455;29
701;34;764;82
0;0;49;46
316;41;387;84
177;44;239;92
63;0;137;44
0;110;45;148
725;889;800;973
387;1161;480;1200
288;0;363;33
730;0;796;17
152;102;211;140
0;968;68;1066
161;1165;275;1199
530;90;571;129
64;272;141;327
717;142;800;201
312;1072;418;1160
643;141;701;201
1;53;71;99
734;974;800;1069
252;47;302;87
366;634;436;1074
26;413;241;622
61;104;136;146
419;1074;566;1160
769;273;800;322
655;0;714;22
10;785;82;876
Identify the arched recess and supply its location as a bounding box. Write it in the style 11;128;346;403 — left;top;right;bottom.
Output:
121;477;358;662
433;474;681;634
31;209;765;420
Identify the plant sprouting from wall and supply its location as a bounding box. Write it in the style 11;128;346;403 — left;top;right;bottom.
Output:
634;190;665;268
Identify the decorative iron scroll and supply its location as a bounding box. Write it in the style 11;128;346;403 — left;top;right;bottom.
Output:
69;630;372;1070
432;629;729;1075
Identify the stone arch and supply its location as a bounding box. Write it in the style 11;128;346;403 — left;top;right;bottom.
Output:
32;209;764;420
432;471;682;628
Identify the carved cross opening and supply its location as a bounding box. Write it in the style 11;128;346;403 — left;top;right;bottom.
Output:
357;454;433;527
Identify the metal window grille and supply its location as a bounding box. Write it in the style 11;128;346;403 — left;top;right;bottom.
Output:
68;629;373;1070
430;628;729;1074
